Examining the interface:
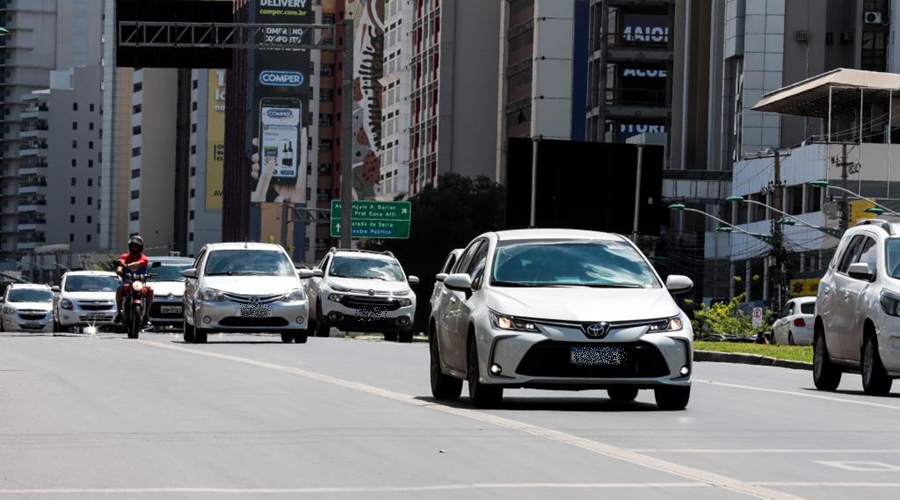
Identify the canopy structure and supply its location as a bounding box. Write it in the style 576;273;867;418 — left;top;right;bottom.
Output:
752;68;900;118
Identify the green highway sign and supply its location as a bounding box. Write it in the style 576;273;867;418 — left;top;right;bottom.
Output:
330;200;411;239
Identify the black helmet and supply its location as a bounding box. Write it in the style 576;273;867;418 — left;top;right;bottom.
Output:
128;235;144;249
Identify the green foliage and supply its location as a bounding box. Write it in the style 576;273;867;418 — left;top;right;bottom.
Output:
691;294;772;337
94;255;120;272
361;173;506;331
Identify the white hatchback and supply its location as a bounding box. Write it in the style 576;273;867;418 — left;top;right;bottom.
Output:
1;284;54;333
429;229;695;410
772;296;816;345
53;271;120;332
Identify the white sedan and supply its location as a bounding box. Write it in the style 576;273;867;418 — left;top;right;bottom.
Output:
1;283;54;333
772;297;816;345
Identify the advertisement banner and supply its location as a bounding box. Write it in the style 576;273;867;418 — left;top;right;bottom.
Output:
616;63;667;107
619;12;670;47
206;69;226;210
249;0;312;204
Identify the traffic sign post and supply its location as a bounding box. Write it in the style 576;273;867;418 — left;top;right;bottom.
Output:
752;307;763;329
330;200;411;239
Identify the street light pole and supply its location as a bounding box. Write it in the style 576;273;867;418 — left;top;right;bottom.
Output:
668;204;775;245
809;180;900;220
731;197;843;238
339;19;354;249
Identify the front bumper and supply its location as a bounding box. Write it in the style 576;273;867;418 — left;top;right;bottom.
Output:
192;299;308;332
473;319;692;389
57;306;117;327
320;294;415;332
148;297;184;326
1;311;53;333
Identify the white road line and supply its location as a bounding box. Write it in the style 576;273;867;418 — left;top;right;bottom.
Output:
630;449;900;454
0;483;709;494
757;482;900;488
695;379;900;411
136;340;809;500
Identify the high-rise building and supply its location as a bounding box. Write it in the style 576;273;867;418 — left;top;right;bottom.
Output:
408;0;502;194
0;0;103;261
186;68;225;256
378;0;414;200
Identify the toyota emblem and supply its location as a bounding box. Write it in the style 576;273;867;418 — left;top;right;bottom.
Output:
368;289;375;296
584;322;609;338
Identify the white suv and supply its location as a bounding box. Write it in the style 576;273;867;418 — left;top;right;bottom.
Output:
814;219;900;395
307;248;419;342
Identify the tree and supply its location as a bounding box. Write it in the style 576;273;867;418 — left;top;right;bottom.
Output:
94;255;120;272
362;173;506;331
691;293;772;338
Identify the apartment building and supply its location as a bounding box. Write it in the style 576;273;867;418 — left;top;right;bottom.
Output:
378;0;414;200
186;69;224;256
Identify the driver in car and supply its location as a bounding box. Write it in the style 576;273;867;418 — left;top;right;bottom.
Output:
115;235;154;328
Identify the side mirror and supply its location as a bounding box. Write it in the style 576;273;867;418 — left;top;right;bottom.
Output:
408;275;419;285
182;268;198;279
666;275;693;294
435;273;448;282
848;262;874;281
313;269;324;278
151;261;162;268
443;273;473;292
51;286;60;293
297;269;314;279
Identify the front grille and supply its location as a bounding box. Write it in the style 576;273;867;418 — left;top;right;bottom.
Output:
19;313;47;321
222;293;282;304
78;315;114;321
19;323;46;329
339;295;401;311
515;341;670;378
218;317;289;327
79;302;114;311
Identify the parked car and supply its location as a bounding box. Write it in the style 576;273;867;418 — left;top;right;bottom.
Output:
431;249;464;322
307;248;419;342
429;229;695;410
0;283;54;333
147;256;195;331
814;219;900;395
182;242;312;344
53;271;120;333
771;296;815;345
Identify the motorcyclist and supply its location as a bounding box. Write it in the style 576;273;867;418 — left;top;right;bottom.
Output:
115;235;154;328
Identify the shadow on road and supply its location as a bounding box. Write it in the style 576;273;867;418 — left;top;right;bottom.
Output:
414;395;662;412
800;387;900;400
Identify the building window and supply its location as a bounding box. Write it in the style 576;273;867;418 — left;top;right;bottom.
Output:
89;103;95;112
319;139;333;151
73;103;78;111
133;103;142;114
133;81;142;92
87;197;93;206
88;178;93;186
72;140;77;148
131;147;141;157
191;123;197;133
320;89;333;101
86;234;92;243
72;121;78;130
130;211;139;221
70;196;76;205
71;159;77;167
191;101;198;111
189;210;195;220
131;190;140;200
321;64;335;76
88;159;94;168
71;177;76;186
131;169;140;178
70;215;75;223
88;141;94;149
189;188;196;198
89;122;94;131
87;215;92;224
190;145;196;154
319;113;333;127
189;232;194;242
69;234;74;242
133;125;141;135
192;79;198;89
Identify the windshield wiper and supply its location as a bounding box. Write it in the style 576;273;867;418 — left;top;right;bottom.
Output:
574;283;646;289
206;271;234;276
491;281;544;287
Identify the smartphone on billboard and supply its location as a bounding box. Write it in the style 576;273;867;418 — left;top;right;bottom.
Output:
259;97;301;186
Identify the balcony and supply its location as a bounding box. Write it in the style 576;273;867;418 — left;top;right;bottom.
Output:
17;218;46;232
20;123;48;139
18;178;47;195
19;160;47;177
19;142;48;157
20;104;49;121
18;198;47;213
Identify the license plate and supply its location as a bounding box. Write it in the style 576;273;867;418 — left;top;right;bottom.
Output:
357;307;386;320
160;306;182;314
239;305;273;318
570;346;626;366
86;313;107;320
25;322;42;328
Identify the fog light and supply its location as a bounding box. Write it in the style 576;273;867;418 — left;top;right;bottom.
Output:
680;366;690;376
203;316;211;324
490;364;502;375
296;317;305;324
329;312;344;322
397;317;410;326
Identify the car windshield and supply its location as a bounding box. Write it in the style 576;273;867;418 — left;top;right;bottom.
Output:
800;303;815;314
204;250;295;277
491;239;661;288
151;262;192;281
886;239;900;278
329;256;406;281
64;275;120;292
7;289;53;303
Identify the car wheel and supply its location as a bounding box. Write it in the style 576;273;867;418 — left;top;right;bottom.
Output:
398;330;414;343
281;332;295;343
467;333;502;408
294;330;308;344
788;332;796;346
314;305;330;337
654;386;690;410
430;329;462;401
813;329;842;391
771;331;777;345
607;387;639;402
862;334;892;396
183;318;195;343
383;331;399;342
195;328;208;344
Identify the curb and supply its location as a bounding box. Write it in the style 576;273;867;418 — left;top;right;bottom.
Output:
694;350;812;371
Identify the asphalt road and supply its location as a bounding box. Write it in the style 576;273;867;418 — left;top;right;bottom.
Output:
2;331;899;500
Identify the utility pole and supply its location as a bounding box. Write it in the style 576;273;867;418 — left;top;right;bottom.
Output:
340;19;355;249
772;150;785;312
631;143;644;242
839;142;850;231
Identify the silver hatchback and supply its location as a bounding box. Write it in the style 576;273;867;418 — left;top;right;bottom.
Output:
182;243;313;344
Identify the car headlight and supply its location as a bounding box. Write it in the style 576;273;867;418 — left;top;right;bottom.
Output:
647;317;683;333
282;288;306;302
393;290;410;296
60;298;73;310
328;293;344;302
397;298;412;307
489;311;540;332
881;290;900;316
2;306;13;315
202;288;226;301
330;284;350;293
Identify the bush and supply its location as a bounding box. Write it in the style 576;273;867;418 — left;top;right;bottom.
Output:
691;294;772;338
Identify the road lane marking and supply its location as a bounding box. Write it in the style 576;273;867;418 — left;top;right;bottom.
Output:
757;482;900;488
816;461;900;471
631;449;900;454
0;483;709;494
695;379;900;411
137;340;809;500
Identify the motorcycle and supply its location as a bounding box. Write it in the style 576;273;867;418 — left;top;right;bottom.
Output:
120;261;161;339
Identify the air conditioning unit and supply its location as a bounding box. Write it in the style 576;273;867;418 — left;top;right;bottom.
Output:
865;11;884;24
795;30;809;42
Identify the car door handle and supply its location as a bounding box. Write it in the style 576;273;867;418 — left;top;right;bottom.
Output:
843;292;850;300
449;296;458;303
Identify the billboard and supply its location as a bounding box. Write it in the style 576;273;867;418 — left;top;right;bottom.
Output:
616;63;667;107
619;12;670;47
206;69;226;210
248;0;312;205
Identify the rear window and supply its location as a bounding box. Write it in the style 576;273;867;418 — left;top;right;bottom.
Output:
800;303;815;314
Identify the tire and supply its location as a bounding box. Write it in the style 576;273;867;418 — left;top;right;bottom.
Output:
608;387;639;402
195;328;208;344
430;329;462;401
788;332;796;346
467;333;502;408
383;331;399;342
654;386;690;410
183;318;195;343
771;332;777;345
314;305;330;337
398;330;414;343
813;329;842;391
127;304;142;339
294;330;308;344
281;332;295;343
862;334;892;396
